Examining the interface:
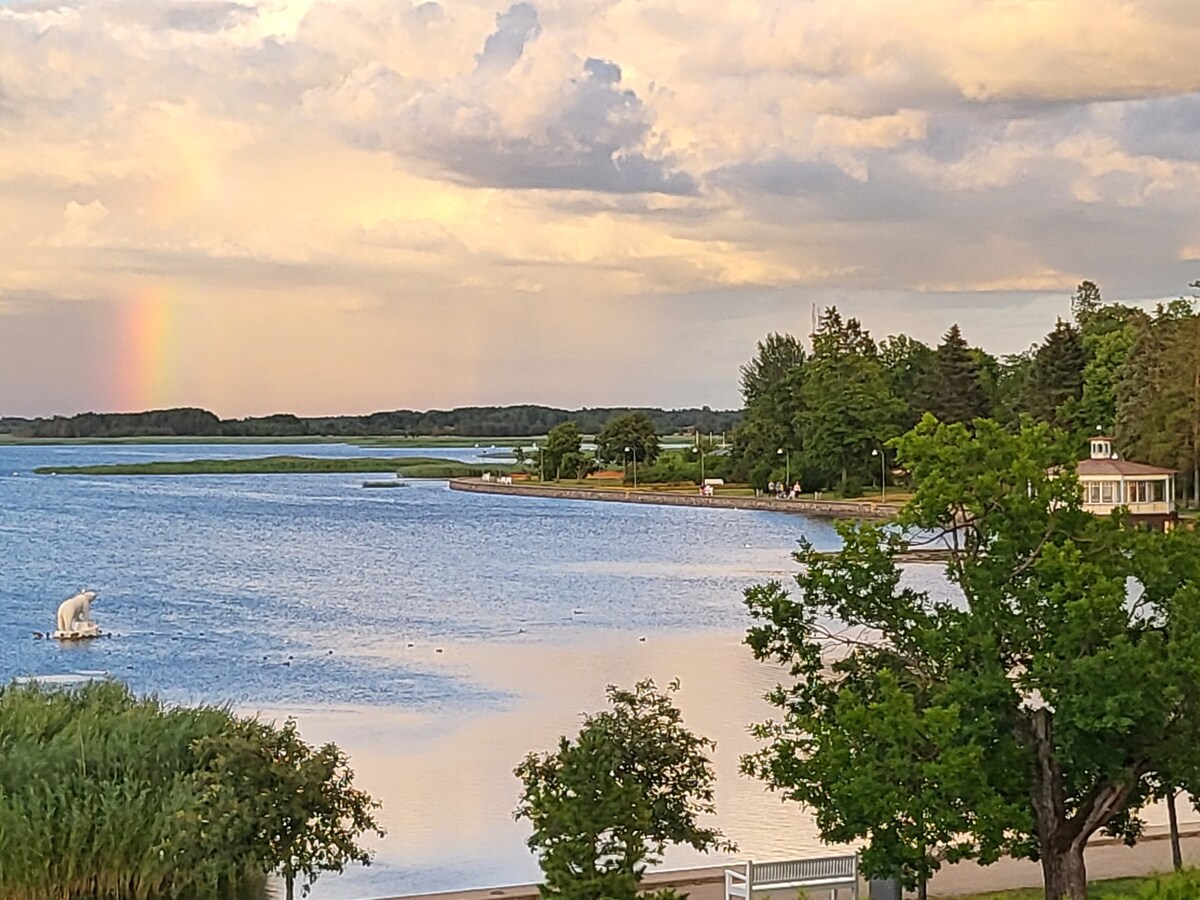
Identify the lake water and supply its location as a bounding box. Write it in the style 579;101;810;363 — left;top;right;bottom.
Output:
0;442;859;898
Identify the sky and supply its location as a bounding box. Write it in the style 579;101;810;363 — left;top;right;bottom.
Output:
2;0;1199;418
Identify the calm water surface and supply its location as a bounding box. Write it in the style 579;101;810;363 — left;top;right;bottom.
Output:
0;442;887;897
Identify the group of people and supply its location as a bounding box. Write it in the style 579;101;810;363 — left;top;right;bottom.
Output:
768;481;803;499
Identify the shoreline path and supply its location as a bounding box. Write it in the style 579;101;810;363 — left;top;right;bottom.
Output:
448;477;900;520
378;824;1200;900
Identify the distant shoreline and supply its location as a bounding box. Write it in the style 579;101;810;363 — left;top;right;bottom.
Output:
448;477;900;520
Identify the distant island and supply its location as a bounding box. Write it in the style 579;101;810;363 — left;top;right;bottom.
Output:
0;405;740;441
33;455;486;478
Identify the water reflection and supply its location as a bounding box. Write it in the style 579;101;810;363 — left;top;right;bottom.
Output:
265;629;838;898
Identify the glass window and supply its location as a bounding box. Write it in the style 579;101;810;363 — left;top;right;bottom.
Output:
1101;481;1114;504
1088;482;1102;504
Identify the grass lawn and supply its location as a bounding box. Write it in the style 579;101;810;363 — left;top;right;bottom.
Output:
949;875;1151;899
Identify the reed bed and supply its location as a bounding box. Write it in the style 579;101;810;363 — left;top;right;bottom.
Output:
0;681;269;900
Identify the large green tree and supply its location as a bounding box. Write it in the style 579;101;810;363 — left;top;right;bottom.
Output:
739;332;807;405
797;308;904;490
915;324;991;426
514;680;731;900
540;422;583;480
1025;320;1087;432
595;412;661;467
1116;300;1200;504
194;718;383;900
879;334;935;431
743;416;1200;900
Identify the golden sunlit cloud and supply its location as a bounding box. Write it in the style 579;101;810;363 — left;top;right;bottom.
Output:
1;0;1199;415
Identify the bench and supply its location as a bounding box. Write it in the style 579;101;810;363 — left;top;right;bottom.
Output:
725;854;859;900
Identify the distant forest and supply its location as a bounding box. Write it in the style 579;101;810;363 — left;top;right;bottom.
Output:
0;405;741;439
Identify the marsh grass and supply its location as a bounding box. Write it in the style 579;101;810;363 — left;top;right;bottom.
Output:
33;455;492;477
0;680;374;900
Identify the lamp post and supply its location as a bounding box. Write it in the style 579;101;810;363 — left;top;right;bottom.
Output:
872;447;886;502
626;446;637;489
777;447;790;489
692;445;705;485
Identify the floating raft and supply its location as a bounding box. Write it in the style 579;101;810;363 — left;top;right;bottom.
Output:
35;630;106;641
362;480;409;488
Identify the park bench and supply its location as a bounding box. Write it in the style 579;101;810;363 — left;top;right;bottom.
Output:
724;854;859;900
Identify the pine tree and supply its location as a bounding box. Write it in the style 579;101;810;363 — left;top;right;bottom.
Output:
1025;320;1087;432
915;324;990;425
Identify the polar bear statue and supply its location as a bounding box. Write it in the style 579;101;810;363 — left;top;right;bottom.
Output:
55;590;99;638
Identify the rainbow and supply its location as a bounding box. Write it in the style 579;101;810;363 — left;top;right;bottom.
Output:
110;284;184;412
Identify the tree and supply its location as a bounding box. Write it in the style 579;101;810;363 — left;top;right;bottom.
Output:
194;718;384;900
541;422;583;480
798;308;904;490
595;412;661;467
879;334;935;431
1115;301;1200;503
739;332;807;406
743;416;1200;900
1070;281;1103;325
915;324;990;425
1025;320;1087;432
514;680;732;900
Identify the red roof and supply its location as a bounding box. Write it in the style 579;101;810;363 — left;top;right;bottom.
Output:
1077;458;1175;477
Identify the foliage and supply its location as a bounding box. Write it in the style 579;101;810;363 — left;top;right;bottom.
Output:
880;334;935;431
514;679;732;900
2;405;741;440
192;718;383;900
1024;319;1087;433
743;417;1200;900
1115;301;1200;503
595;412;662;467
0;680;379;900
797;308;905;490
740;332;807;405
915;324;991;425
34;455;489;477
541;423;584;480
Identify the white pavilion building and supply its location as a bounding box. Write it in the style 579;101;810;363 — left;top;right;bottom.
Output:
1077;436;1176;528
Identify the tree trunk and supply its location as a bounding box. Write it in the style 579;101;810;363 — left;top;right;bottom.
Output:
286;870;295;900
1039;844;1088;900
917;877;928;900
1168;788;1183;871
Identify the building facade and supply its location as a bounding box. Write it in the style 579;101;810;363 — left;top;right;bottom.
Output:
1076;437;1176;528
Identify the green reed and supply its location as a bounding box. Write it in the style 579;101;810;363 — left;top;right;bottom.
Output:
0;681;265;900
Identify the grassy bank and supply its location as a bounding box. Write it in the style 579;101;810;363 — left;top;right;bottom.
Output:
34;455;493;477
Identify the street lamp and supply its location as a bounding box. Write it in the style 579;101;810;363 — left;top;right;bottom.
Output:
625;446;637;489
872;447;886;502
777;447;790;489
538;444;544;482
692;445;705;485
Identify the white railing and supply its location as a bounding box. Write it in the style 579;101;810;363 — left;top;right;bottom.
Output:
725;854;858;899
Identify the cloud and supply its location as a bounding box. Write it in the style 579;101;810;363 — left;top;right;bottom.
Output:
3;0;1200;415
475;2;541;76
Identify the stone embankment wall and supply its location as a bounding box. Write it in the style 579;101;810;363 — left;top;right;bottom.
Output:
448;478;899;520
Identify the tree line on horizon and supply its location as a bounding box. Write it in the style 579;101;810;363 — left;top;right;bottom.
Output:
729;279;1200;500
0;404;740;440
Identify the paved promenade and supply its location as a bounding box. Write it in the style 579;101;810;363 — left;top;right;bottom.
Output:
448;477;900;520
377;824;1200;900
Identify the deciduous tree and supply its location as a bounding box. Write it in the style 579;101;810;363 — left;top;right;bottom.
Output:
595;412;661;467
744;417;1200;900
515;680;731;900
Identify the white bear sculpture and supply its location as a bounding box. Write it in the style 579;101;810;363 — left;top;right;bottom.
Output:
54;590;100;640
